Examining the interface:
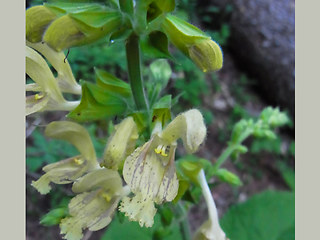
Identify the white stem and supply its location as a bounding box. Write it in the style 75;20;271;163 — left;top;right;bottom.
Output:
197;169;226;240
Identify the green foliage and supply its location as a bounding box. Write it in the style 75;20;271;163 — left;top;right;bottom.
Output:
173;51;209;106
276;161;295;191
220;190;295;240
40;207;69;226
101;212;183;240
66;41;127;82
250;137;282;154
27;129;79;172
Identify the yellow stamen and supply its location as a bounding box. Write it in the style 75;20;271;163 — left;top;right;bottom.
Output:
102;193;111;202
34;93;44;100
154;145;163;154
160;146;168;157
74;158;84;165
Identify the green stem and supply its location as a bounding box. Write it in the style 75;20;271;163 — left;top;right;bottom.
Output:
177;202;191;240
125;34;149;110
180;218;191;240
119;0;134;16
214;144;237;170
214;129;253;170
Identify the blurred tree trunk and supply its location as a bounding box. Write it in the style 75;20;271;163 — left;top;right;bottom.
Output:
199;0;295;118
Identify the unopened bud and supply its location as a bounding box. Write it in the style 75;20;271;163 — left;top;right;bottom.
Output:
26;5;57;43
188;39;223;72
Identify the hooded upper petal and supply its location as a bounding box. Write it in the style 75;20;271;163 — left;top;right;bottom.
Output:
45;121;98;168
161;109;207;153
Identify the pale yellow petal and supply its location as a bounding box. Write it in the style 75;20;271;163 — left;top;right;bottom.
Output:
45;121;98;167
26;45;65;102
26;83;43;92
119;194;156;228
161;109;207;153
61;190;119;240
102;117;138;170
72;168;122;194
31;173;51;195
123;138;179;203
26;94;49;116
27;41;81;95
43;156;89;184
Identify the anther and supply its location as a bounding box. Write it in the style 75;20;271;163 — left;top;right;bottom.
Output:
34;94;44;100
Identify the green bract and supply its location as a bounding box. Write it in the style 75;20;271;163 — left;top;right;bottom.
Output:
162;14;223;72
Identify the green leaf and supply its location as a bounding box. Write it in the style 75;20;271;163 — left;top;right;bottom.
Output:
173;179;189;203
276;224;295;240
277;162;295;191
67;83;127;122
44;2;104;16
141;33;173;60
215;168;242;186
153;0;175;13
259;107;289;128
153;94;171;109
94;68;132;98
149;31;173;59
150;58;172;86
221;190;295;240
70;10;121;29
130;111;149;133
151;95;172;128
40;207;69;226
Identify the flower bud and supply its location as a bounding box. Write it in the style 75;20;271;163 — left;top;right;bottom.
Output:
162;14;223;72
188;39;223;72
26;5;57;43
43;12;122;51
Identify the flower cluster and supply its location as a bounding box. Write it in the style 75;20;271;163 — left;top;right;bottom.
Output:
32;109;207;239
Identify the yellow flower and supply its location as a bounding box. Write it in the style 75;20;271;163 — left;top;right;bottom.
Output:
60;168;127;240
31;121;99;194
26;42;80;116
119;109;207;227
